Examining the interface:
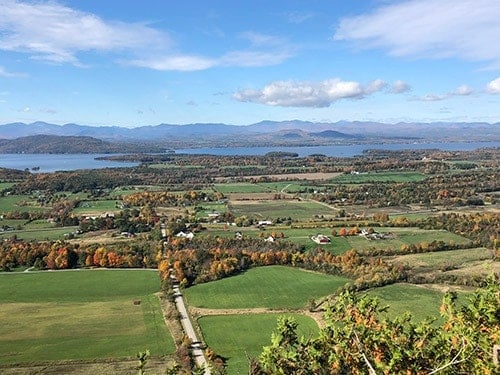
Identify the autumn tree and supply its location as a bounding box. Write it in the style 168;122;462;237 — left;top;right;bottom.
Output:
252;274;499;374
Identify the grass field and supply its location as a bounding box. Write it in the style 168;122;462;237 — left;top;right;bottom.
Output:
0;195;48;213
198;313;318;375
72;199;119;214
0;226;78;241
214;183;271;194
389;247;495;274
343;227;471;252
195;203;228;219
184;266;350;309
257;182;308;193
331;171;426;183
0;270;174;363
365;283;470;323
231;200;335;221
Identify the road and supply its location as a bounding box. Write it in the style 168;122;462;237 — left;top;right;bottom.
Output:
172;282;211;375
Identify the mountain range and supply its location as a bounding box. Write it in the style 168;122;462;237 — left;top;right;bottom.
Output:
0;120;498;149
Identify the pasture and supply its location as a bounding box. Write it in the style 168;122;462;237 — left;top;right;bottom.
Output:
0;226;78;241
213;183;271;194
342;227;471;252
184;266;350;309
389;247;496;274
72;199;120;215
198;313;318;375
0;270;174;364
0;195;48;213
330;171;426;183
194;203;228;219
230;200;335;221
365;283;470;323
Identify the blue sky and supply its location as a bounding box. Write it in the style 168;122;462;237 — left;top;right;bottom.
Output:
0;0;499;127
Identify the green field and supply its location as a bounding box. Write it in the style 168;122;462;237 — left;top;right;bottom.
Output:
72;199;120;214
390;247;494;273
194;203;228;219
257;182;309;193
0;195;48;213
199;313;318;375
214;183;271;194
0;226;78;241
331;171;426;183
231;200;335;221
394;228;471;245
0;270;174;363
365;283;470;323
184;266;350;309
343;227;471;252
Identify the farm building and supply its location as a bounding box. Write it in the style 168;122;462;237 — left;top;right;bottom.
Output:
311;234;331;244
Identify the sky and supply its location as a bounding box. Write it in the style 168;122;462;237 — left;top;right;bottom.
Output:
0;0;499;127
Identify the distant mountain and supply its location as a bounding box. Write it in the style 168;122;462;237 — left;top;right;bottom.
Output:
309;130;358;139
0;120;498;144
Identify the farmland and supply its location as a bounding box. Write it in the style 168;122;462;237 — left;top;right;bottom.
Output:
0;148;498;373
184;266;350;309
0;270;174;366
198;313;318;375
184;266;339;374
365;283;470;323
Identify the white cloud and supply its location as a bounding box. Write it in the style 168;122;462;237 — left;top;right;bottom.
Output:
412;93;448;102
219;32;294;67
413;84;478;101
233;78;388;107
365;79;387;94
238;31;284;47
452;85;474;96
0;1;295;71
128;55;216;71
221;50;292;67
130;47;294;71
486;77;500;93
391;80;411;94
334;0;500;67
0;0;168;65
285;11;316;24
0;65;26;77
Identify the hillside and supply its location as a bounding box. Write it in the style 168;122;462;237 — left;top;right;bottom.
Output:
0;135;164;154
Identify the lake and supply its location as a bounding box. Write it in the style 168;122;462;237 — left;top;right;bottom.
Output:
0;141;497;172
0;154;139;173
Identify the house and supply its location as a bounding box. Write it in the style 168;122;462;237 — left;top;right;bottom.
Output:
257;220;273;226
175;231;194;240
311;234;331;244
264;235;275;242
359;228;393;240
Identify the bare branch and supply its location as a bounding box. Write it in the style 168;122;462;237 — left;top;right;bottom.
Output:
352;330;377;375
427;338;470;375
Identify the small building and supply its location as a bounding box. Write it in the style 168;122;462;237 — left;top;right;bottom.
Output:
311;234;331;244
175;231;194;240
264;235;275;242
258;220;273;226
